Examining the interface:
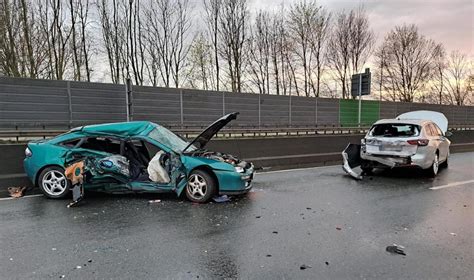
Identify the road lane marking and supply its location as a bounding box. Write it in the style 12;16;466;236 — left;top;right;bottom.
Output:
0;194;43;201
429;179;474;190
257;165;337;175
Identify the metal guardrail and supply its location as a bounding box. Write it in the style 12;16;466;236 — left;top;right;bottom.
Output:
1;124;473;142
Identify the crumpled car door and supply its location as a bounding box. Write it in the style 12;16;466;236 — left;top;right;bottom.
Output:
64;149;133;193
129;153;187;194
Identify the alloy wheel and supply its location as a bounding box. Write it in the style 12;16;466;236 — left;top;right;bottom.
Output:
186;174;208;200
432;154;439;175
42;170;68;196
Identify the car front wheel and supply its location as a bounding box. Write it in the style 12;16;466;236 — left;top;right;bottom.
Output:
38;166;70;199
185;170;216;203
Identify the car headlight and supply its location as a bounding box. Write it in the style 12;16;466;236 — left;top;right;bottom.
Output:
235;166;245;173
25;147;32;157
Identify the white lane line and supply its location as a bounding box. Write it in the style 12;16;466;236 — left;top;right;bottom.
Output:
257;164;337;175
429;180;474;190
0;194;43;201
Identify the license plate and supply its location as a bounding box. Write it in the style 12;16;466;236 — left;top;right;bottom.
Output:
380;145;402;152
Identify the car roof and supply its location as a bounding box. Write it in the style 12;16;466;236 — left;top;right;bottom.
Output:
373;119;431;126
72;121;155;137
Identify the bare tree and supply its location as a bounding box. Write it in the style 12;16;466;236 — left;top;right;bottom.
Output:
218;0;248;93
203;0;222;91
377;24;443;102
327;7;374;99
144;0;191;88
429;48;446;104
444;51;472;105
349;6;374;74
248;11;271;94
308;6;331;97
327;11;351;98
97;0;127;84
0;0;23;77
186;32;214;90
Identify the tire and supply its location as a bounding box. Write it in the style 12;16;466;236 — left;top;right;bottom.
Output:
185;169;217;203
426;153;440;178
440;155;449;169
361;162;373;174
38;166;70;199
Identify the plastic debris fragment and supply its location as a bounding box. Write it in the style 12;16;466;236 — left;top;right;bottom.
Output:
386;244;406;256
8;186;27;198
300;264;312;270
212;195;230;203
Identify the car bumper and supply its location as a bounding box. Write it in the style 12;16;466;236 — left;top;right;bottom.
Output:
360;150;433;169
214;166;254;194
23;158;37;185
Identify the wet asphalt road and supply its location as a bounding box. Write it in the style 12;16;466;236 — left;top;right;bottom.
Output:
1;153;473;280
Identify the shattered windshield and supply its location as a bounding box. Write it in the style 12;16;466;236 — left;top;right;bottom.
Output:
147;126;196;153
369;123;420;137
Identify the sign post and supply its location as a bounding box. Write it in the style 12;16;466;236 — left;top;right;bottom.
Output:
351;68;371;126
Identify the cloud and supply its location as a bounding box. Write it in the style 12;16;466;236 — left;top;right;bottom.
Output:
248;0;473;54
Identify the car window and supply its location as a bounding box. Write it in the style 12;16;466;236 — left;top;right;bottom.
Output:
79;137;121;154
433;124;444;136
426;124;439;136
59;138;82;148
369;123;420;137
143;141;162;157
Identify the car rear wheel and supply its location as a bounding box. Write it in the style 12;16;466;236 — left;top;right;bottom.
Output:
185;170;216;203
38;167;70;199
427;154;439;177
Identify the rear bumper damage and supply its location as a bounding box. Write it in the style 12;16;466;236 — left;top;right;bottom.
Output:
342;144;417;180
342;144;364;180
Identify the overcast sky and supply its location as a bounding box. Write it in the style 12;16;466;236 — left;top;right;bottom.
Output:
246;0;473;55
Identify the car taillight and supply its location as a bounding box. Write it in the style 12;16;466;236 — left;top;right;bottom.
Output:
407;139;429;146
25;147;32;157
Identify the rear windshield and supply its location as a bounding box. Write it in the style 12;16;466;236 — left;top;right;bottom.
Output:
369;123;420;137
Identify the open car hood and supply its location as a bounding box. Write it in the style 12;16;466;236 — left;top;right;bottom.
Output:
397;110;448;132
183;112;239;153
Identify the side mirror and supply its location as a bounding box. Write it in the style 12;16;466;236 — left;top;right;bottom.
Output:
445;131;453;137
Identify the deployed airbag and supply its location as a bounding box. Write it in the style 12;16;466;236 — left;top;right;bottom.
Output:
147;151;171;184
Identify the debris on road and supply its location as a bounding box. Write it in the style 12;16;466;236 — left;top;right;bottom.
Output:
148;199;161;204
386;244;406;256
7;186;27;198
342;144;364;180
300;264;312;270
213;195;230;203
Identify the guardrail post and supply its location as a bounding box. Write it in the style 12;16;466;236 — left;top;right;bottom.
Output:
67;81;73;128
289;93;292;127
125;78;133;121
180;89;184;128
258;93;261;129
222;91;225;115
315;97;318;126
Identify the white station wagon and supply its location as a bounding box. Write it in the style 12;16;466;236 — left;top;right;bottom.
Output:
343;111;451;179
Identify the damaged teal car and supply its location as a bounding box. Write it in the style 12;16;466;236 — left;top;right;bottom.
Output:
24;112;254;203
